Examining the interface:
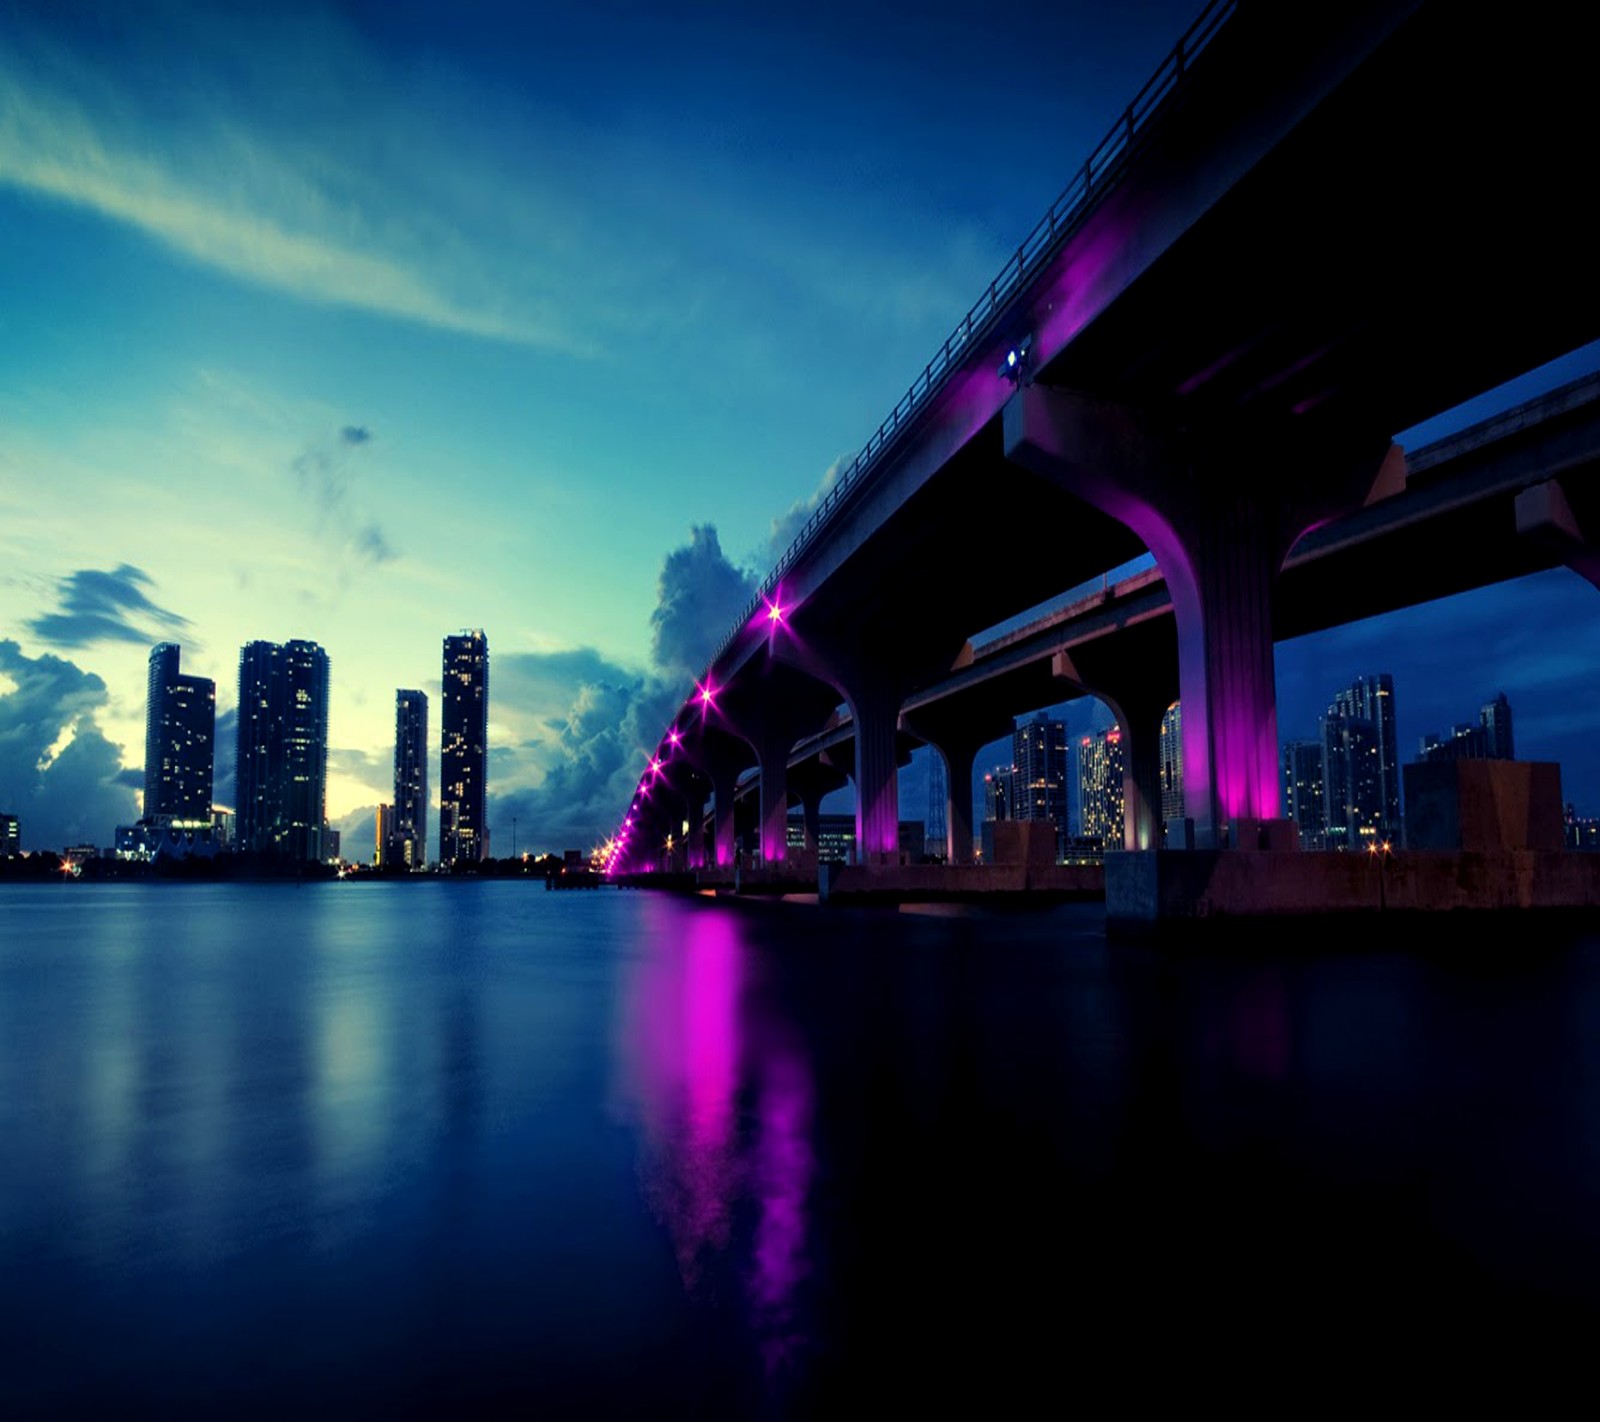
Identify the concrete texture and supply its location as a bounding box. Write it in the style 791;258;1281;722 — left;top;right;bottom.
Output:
1106;848;1600;929
1403;760;1564;851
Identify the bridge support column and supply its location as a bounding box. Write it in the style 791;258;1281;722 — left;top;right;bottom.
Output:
840;671;904;864
1054;646;1177;852
1007;383;1393;849
756;730;792;863
709;762;740;869
928;734;983;865
1516;478;1600;591
682;783;707;869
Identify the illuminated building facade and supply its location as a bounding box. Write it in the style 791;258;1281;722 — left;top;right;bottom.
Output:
1078;725;1126;850
0;812;17;857
1159;702;1184;825
393;689;429;869
1321;673;1400;850
1282;738;1327;849
236;639;330;861
1012;711;1069;857
1419;691;1516;764
143;643;216;827
440;630;489;866
925;749;948;860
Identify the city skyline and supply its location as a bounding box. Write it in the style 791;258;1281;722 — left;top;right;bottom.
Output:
4;1;1600;857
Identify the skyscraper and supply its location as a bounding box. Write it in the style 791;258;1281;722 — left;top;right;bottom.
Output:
236;639;330;862
393;689;429;869
440;630;489;866
1012;711;1069;858
925;748;948;860
1078;725;1126;850
1159;701;1184;826
1282;738;1327;850
1480;692;1515;760
143;643;216;827
1320;673;1400;850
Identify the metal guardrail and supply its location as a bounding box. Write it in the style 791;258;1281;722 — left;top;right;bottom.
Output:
702;0;1237;673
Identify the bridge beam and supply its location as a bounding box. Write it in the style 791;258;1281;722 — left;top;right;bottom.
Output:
1515;478;1600;592
1006;383;1391;849
902;711;1013;866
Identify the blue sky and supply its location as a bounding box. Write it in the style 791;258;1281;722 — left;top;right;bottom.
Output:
3;0;1599;856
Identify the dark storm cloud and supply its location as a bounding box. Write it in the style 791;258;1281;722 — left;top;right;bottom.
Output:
25;564;188;649
293;425;396;566
491;527;755;853
650;525;758;683
0;640;138;850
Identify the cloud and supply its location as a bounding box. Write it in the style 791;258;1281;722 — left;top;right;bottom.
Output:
758;454;853;573
650;526;758;684
292;427;397;567
0;640;138;850
0;22;582;350
485;526;757;852
25;564;189;650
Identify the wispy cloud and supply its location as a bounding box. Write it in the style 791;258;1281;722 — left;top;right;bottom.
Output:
0;25;583;350
26;564;188;649
292;426;396;568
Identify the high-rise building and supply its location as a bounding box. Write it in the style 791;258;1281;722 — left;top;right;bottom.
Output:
982;765;1011;823
143;643;216;827
236;639;330;862
393;689;429;869
375;804;394;868
1159;701;1184;826
1078;725;1126;850
0;812;18;857
1480;692;1514;760
440;630;489;866
925;748;948;860
1320;673;1399;850
1418;691;1516;766
1282;738;1327;850
1012;711;1069;858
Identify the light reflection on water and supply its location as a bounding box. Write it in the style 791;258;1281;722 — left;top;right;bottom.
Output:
3;883;1600;1414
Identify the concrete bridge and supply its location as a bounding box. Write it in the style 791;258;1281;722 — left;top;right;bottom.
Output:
605;0;1600;909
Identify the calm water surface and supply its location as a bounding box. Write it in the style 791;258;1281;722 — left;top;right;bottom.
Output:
3;882;1600;1415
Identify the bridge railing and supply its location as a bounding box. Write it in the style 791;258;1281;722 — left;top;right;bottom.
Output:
703;0;1237;672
